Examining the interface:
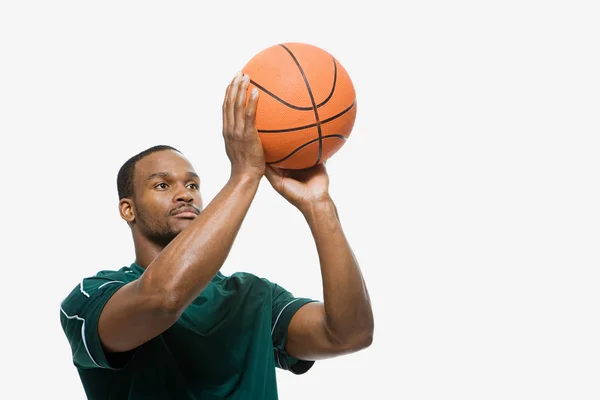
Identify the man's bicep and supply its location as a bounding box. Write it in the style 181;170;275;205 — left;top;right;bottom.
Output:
285;302;342;360
96;280;176;354
286;301;366;362
60;274;175;370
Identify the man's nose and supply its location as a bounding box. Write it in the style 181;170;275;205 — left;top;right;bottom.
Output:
175;187;194;203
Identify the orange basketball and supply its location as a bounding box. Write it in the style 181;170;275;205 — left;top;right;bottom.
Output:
242;42;357;170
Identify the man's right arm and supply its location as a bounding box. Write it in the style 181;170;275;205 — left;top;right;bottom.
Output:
98;72;265;354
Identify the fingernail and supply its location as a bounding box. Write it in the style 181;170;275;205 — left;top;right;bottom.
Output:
235;71;242;83
252;87;258;98
242;74;249;82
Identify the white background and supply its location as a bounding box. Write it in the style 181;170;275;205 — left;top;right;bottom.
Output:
1;1;599;399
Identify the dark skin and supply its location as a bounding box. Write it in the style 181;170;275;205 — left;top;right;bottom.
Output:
98;71;374;361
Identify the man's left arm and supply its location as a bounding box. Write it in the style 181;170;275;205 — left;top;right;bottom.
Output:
286;197;374;360
264;164;374;361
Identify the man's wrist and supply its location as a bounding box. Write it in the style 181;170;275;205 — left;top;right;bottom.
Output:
301;195;337;222
229;170;263;187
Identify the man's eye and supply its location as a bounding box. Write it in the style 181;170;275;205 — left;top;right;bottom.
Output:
155;183;168;190
187;183;199;190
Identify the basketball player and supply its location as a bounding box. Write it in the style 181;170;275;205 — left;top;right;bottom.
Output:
59;71;374;399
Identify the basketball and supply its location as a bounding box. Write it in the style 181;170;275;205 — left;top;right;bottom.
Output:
242;42;357;170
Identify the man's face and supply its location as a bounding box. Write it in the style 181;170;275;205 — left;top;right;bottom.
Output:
129;150;204;246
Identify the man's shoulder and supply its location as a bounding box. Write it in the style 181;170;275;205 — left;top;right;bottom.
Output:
82;265;138;285
93;265;138;280
61;265;137;313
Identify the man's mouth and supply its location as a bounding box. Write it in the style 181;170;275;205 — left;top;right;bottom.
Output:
171;206;200;218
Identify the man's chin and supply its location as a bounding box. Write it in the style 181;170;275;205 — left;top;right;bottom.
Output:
169;218;196;234
151;223;192;243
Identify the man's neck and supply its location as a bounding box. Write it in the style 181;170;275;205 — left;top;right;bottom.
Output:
133;234;166;269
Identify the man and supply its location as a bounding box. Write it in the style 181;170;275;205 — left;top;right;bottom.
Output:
60;71;374;399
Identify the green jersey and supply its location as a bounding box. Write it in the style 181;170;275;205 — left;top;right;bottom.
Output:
60;263;316;399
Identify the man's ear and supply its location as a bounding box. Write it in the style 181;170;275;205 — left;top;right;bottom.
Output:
119;198;135;223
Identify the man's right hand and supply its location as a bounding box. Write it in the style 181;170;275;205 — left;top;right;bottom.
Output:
222;71;265;181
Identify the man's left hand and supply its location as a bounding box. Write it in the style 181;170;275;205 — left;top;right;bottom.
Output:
264;163;331;212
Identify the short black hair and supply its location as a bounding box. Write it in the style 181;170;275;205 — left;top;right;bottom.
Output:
117;145;181;200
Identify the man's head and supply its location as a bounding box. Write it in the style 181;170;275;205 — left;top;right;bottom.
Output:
117;145;204;248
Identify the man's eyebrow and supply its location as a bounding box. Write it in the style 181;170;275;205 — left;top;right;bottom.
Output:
146;171;199;182
146;172;171;182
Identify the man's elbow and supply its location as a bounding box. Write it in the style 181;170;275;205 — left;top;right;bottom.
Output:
331;327;374;353
350;329;373;351
352;315;375;351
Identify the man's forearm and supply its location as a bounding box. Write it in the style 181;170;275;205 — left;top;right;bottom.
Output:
140;174;261;314
303;196;374;345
